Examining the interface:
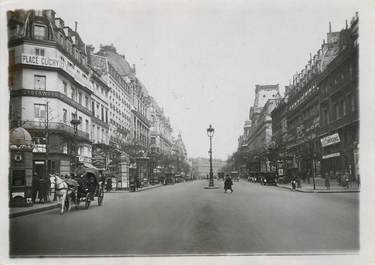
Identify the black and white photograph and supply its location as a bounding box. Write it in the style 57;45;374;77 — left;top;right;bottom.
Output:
1;0;375;264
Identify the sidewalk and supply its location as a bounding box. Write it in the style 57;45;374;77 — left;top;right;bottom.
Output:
9;201;60;218
276;181;360;193
9;184;164;218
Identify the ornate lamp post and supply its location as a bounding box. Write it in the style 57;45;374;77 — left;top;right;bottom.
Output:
205;124;218;189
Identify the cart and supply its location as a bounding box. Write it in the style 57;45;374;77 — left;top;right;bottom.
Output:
73;163;104;209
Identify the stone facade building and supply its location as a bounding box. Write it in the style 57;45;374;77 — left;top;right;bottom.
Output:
238;84;281;172
8;9;187;191
271;14;359;183
8;9;93;178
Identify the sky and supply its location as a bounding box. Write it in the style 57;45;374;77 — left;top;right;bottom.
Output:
1;0;359;160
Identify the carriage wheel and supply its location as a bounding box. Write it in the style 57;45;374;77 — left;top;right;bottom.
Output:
85;193;91;209
98;188;104;206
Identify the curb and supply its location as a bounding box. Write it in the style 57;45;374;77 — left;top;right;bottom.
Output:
276;185;360;193
134;184;164;192
9;204;60;219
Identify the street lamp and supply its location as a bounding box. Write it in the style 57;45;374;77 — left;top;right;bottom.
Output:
205;124;218;189
70;116;81;174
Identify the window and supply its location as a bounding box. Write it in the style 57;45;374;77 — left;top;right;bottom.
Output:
79;116;82;130
71;112;77;121
34;104;46;119
342;99;347;116
351;94;356;112
71;87;76;100
35;48;45;56
85;119;89;132
85;96;89;108
63;81;67;95
78;92;82;104
33;25;46;40
105;110;108;123
335;104;340;120
101;107;104;121
324;109;329;125
35;10;43;17
34;75;46;90
63;109;67;123
92;101;95;115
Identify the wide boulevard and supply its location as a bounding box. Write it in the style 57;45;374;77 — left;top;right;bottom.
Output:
10;180;359;256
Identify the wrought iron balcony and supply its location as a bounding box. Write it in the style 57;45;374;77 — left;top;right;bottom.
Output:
22;120;90;141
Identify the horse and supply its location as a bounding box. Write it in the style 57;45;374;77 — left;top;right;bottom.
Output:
49;174;77;214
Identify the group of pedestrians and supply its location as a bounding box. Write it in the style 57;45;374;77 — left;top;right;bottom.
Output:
32;173;51;204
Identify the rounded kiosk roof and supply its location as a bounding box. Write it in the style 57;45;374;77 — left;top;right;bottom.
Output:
9;127;33;146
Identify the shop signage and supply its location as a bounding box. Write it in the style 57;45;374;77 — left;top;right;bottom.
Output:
18;53;90;88
21;54;61;68
321;133;340;147
322;152;340;159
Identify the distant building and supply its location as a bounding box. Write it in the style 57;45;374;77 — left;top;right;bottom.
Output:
238;84;281;172
191;158;226;179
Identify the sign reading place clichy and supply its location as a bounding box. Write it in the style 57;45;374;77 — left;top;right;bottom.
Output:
320;133;341;147
18;54;90;88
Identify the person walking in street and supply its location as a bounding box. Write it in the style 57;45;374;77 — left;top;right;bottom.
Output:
224;175;233;193
291;178;297;191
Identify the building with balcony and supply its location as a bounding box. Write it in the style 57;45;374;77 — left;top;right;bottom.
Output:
148;96;173;155
8;9;93;177
88;67;111;171
270;14;359;183
318;14;359;182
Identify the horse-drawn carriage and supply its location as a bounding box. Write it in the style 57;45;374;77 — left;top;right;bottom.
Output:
50;163;104;214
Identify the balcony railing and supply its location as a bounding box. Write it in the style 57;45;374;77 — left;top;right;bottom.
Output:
22;120;90;140
11;89;92;117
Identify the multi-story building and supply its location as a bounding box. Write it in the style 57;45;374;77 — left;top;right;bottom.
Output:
318;14;359;182
271;14;359;183
148;96;173;155
8;9;93;178
88;46;133;188
88;67;111;171
239;84;281;172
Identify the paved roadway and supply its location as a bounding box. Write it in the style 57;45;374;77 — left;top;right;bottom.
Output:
10;180;359;256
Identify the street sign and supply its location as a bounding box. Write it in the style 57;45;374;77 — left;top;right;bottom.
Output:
321;133;340;147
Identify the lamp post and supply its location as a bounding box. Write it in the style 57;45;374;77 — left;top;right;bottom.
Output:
206;124;215;188
70;115;81;174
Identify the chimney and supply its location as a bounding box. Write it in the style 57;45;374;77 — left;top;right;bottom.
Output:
346;20;348;29
75;21;78;32
329;21;331;33
133;64;136;74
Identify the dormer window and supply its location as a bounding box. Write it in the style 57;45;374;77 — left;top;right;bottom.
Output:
35;10;43;17
33;24;46;40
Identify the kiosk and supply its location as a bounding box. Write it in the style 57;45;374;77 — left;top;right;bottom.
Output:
9;127;34;207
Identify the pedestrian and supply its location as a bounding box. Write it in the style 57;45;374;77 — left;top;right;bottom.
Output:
291;179;296;191
44;175;51;202
38;175;46;203
32;172;39;204
224;175;233;193
325;173;330;190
